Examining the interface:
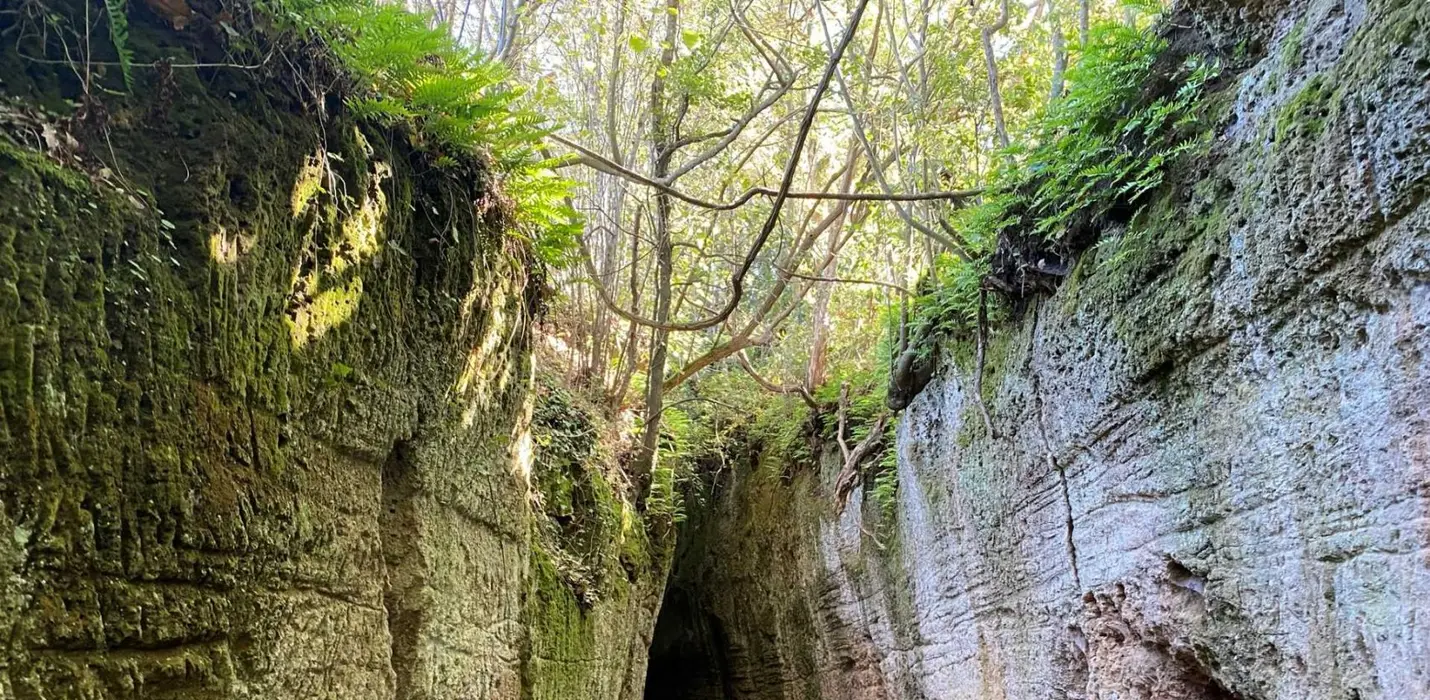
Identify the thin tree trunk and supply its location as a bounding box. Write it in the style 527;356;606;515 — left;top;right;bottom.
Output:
806;249;836;391
477;0;490;51
605;0;629;164
637;193;673;481
455;0;475;42
611;205;644;410
633;0;681;482
1049;0;1067;103
1079;0;1089;47
981;0;1012;149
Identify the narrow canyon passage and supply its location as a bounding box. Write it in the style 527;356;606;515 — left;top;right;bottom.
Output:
1;0;1427;697
645;588;733;700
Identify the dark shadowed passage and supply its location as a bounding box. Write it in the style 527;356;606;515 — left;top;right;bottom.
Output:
645;588;734;699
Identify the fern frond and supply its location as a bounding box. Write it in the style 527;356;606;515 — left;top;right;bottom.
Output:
347;97;414;122
102;0;134;91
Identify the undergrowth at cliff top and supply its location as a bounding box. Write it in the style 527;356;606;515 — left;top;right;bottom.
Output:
49;0;580;265
267;0;581;265
908;21;1222;351
649;18;1224;523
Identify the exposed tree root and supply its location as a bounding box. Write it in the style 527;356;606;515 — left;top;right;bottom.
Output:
834;383;891;508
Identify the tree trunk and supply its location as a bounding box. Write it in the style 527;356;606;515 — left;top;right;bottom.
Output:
1079;0;1089;47
981;0;1012;149
632;0;681;482
636;195;673;482
1049;0;1067;104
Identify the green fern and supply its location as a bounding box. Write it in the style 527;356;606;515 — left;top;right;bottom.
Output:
260;0;581;266
908;20;1221;348
102;0;134;91
347;97;414;122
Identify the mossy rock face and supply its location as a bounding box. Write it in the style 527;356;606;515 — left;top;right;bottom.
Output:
521;374;673;700
0;2;677;698
0;3;671;697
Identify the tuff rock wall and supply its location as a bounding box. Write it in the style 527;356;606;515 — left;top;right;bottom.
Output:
653;0;1430;697
0;4;666;698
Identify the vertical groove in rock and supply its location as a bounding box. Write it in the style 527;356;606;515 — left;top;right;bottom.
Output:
381;440;422;699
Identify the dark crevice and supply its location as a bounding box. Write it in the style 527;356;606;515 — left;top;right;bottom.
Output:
380;439;422;699
1028;299;1082;591
644;587;735;699
1056;465;1082;591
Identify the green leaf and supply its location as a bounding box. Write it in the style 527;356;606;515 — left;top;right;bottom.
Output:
628;35;649;53
103;0;134;91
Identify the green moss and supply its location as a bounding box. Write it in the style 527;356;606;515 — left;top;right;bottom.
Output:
528;545;599;637
1275;75;1334;145
524;545;601;694
528;371;666;631
0;2;545;693
0;141;91;192
1281;18;1308;73
1385;1;1424;49
1099;192;1230;378
524;482;669;699
289;155;326;217
1055;254;1092;314
288;276;365;348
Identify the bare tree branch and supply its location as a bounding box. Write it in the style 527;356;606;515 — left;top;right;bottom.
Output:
552;134;980;210
775;266;911;296
666;71;797;179
730;0;793;81
735;351;818;408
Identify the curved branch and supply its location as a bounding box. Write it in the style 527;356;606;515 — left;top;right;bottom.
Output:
667;71;797;179
775;266;911;296
570;0;874;335
834;383;890;508
552;134;980;210
736;351;817;408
